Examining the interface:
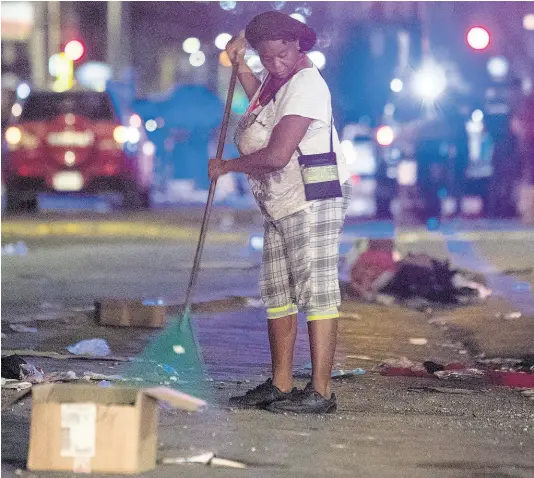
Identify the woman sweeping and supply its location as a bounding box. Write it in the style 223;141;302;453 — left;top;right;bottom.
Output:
209;11;351;414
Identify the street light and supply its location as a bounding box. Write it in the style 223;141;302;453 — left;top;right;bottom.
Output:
412;62;447;102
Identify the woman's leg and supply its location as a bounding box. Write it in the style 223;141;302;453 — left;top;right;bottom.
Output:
268;313;298;392
308;318;338;397
261;218;299;392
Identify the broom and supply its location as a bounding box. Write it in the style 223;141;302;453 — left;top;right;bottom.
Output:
122;65;239;398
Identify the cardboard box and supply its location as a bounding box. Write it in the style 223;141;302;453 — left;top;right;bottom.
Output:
27;383;206;474
95;298;166;328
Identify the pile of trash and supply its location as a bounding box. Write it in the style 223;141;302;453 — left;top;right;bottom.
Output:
342;239;491;306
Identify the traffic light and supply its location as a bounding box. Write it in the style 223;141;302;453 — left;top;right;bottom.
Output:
467;27;490;50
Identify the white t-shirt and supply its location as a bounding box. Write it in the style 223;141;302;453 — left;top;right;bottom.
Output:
234;67;350;221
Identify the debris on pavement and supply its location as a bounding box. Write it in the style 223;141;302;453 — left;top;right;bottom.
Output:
495;311;523;320
66;338;111;357
20;363;46;383
521;389;534;400
407;386;478;394
1;241;28;256
2;355;28;379
434;369;487;381
344;241;491;306
8;324;38;333
331;368;366;379
409;338;428;345
162;452;246;469
2;379;33;390
2;349;129;362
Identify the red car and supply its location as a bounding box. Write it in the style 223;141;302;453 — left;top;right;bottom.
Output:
3;90;154;212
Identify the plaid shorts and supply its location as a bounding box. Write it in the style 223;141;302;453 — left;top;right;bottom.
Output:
260;181;352;321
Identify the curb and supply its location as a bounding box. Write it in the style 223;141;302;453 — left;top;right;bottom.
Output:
3;219;534;243
1;220;249;244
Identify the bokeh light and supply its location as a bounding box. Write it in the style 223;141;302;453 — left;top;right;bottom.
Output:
145;119;157;132
183;37;200;54
219;1;236;11
64;40;85;61
215;33;232;50
390;78;403;93
376;125;394;146
290;13;306;24
17;82;31;99
471;109;484;122
307;51;326;69
524;14;534;30
487;56;509;79
11;103;22;117
467;27;490;50
189;51;206;67
219;51;232;67
129;114;142;128
412;63;447;101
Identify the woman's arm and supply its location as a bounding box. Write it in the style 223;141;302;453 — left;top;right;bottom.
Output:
226;32;261;100
237;64;261;100
208;115;312;179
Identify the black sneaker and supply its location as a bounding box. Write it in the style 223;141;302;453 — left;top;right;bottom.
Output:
228;378;293;409
265;383;337;414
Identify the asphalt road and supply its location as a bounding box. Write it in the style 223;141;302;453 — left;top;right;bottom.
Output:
2;219;534;477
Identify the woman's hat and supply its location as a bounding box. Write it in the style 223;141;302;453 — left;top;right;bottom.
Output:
245;11;316;52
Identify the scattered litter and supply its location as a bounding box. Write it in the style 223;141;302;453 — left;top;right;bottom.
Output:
143;298;165;306
2;355;28;379
20;363;46;383
162;452;215;465
496;311;523;320
434;369;486;381
423;361;445;374
82;371;124;382
345;355;378;361
211;458;247;469
331;368;366;378
98;380;112;387
173;345;186;354
246;298;264;308
489;370;534;388
43;371;79;382
407;386;476;395
521;389;534;400
1;241;28;256
409;338;428;345
70;305;96;313
2;349;129;362
1;379;32;390
67;338;111;357
9;324;38;333
162;452;246;469
347;246;491;305
339;311;362;320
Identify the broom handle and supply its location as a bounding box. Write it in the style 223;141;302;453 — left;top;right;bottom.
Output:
183;64;239;311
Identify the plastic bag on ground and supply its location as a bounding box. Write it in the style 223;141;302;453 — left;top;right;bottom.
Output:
67;338;111;357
